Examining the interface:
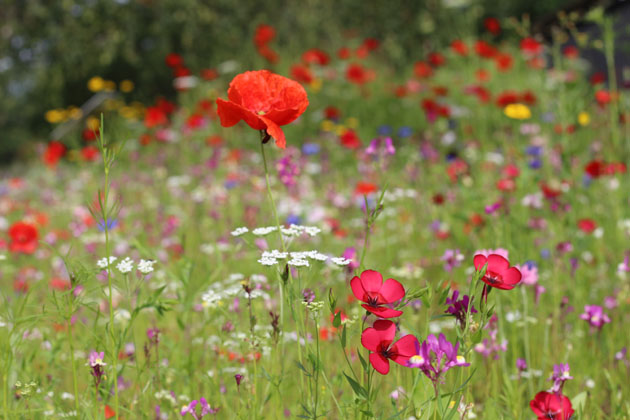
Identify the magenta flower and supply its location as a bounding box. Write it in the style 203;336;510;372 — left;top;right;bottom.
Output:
407;333;469;385
440;249;464;272
473;254;522;290
360;319;418;375
548;363;572;394
87;350;106;389
180;397;219;419
444;290;477;327
351;270;405;318
580;305;610;330
516;261;539;285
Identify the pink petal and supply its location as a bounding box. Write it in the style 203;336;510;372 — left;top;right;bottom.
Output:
360;270;384;293
351;276;367;302
487;254;510;272
378;278;405;304
390;335;419;366
362;304;404;319
369;352;390;375
503;267;522;285
360;327;381;352
473;254;487;270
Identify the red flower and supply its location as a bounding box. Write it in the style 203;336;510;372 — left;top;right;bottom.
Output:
590;72;606;85
484;17;501;35
43;141;66;168
253;24;275;47
595;90;611;106
413;61;433;78
165;53;183;68
361;320;418;375
496;178;516;192
302;48;330;66
355;182;378;195
496;90;519;107
9;222;39;254
521;37;543;56
200;68;218;81
473;254;522;290
144;106;168;129
216;70;309;149
340;130;362;149
81;146;99;162
474;41;497;59
50;277;71;291
585;160;605;178
495;53;513;72
257;44;279;64
530;391;574;420
563;45;579;59
450;40;468;56
105;405;116;420
290;64;314;84
428;52;445;67
577;218;597;234
362;38;380;52
337;47;351;60
346;63;374;85
351;270;405;318
324;106;341;120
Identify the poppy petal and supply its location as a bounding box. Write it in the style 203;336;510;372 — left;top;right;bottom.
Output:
369;352;390;375
378;278;405;304
351;276;367;302
473;254;487;270
503;267;522;285
487;254;510;272
362;304;404;319
259;116;286;149
360;327;382;352
360;270;384;293
371;319;397;342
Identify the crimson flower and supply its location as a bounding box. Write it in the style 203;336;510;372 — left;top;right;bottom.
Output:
43;141;66;168
302;48;330;66
530;391;574;420
361;320;418;375
351;270;405;318
216;70;309;149
473;254;521;290
253;24;275;47
9;222;39;254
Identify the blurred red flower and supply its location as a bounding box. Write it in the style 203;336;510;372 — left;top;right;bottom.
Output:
9;222;39;254
43;141;66;168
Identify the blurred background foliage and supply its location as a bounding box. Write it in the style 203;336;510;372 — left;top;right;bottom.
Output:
0;0;574;162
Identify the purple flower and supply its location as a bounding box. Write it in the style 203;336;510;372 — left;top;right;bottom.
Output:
342;247;359;272
445;290;477;327
365;137;396;156
275;147;301;188
87;350;106;388
180;397;219;419
516;261;538;285
580;305;611;330
548;363;572;394
516;358;527;372
440;249;464;272
234;374;244;387
302;288;315;303
406;333;469;385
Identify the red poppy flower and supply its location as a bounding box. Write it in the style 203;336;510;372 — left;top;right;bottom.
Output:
484;17;501;35
521;37;543;56
351;270;405;318
256;45;279;64
428;52;445;67
475;69;490;82
413;61;433;78
337;47;351;60
497;178;516;192
590;72;606;85
200;68;218;81
520;90;537;106
563;45;579;59
302;48;330;66
595;90;611;106
584;160;605;178
253;24;275;47
474;41;497;59
495;53;513;72
530;391;574;420
496;91;519;107
105;405;116;420
340;130;362;149
346;63;374;85
473;254;522;290
9;222;38;254
290;64;314;84
503;164;520;178
144;106;168;128
81;146;99;162
50;277;71;291
577;218;596;234
362;38;380;52
361;320;418;374
451;40;468;56
324;106;340;120
82;128;98;142
165;53;183;68
43;141;66;168
355;182;378;195
216;70;309;149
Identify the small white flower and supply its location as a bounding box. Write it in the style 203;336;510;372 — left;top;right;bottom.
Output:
138;259;156;274
202;290;222;307
231;227;249;236
253;226;277;236
331;257;351;266
61;392;75;401
258;257;278;266
97;256;117;268
116;257;134;274
288;258;309;267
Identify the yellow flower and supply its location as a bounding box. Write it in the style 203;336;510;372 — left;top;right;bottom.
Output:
86;116;100;131
335;125;347;136
578;111;590;126
309;78;322;93
345;117;359;129
320;120;335;132
87;76;105;92
104;80;116;92
67;106;82;120
44;109;65;124
119;80;134;93
503;103;531;120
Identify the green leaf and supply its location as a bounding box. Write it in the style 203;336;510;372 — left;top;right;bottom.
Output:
333;311;341;328
341;325;347;348
344;372;367;399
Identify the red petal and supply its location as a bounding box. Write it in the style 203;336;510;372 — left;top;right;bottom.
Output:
260;116;286;149
216;98;266;130
351;276;367;302
369;352;390;375
362;304;404;319
503;267;522;285
371;319;396;342
360;270;384;293
390;335;419;365
378;278;405;304
487;254;510;272
360;327;382;352
473;254;487;270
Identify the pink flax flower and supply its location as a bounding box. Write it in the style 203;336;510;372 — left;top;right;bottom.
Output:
473;254;522;290
351;270;405;318
361;319;418;375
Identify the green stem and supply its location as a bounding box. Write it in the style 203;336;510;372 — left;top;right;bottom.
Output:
604;16;621;157
67;318;80;415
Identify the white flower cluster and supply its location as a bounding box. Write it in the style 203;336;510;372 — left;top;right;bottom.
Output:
97;256;157;275
201;273;270;308
138;259;156;274
231;224;322;238
257;249;349;267
97;256;117;268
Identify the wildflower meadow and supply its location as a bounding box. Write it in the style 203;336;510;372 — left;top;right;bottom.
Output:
2;3;630;419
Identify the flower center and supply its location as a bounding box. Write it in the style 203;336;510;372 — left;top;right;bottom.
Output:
483;271;502;284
